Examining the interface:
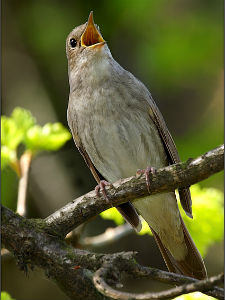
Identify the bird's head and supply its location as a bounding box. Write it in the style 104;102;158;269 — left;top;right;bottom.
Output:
66;11;110;73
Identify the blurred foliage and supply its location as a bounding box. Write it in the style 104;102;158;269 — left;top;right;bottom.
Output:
179;185;224;256
2;1;223;299
1;107;71;211
1;146;17;170
100;206;124;226
174;291;217;300
24;123;71;152
2;0;223;201
1;292;15;300
100;184;224;257
1;107;71;171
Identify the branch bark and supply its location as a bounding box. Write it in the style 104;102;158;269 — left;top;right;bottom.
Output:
94;264;224;300
1;205;107;300
45;144;224;237
1;205;223;299
1;145;224;300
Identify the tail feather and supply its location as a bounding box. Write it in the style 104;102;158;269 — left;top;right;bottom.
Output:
150;216;207;280
150;226;182;275
116;202;142;232
179;216;207;279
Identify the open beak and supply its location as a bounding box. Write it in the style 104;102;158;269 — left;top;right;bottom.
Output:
81;11;105;48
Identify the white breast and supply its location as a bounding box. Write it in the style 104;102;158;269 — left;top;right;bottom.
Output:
72;82;167;182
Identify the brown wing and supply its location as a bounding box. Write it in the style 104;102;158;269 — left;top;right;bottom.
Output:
150;215;207;279
146;96;192;218
70;126;142;232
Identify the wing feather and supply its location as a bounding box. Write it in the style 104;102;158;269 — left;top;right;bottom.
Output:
146;96;192;217
69;119;142;231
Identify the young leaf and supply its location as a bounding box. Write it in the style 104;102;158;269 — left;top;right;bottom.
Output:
1;146;16;170
179;185;224;257
1;107;71;171
100;207;124;225
1;291;15;300
1;107;36;151
11;107;36;134
1;117;23;149
25;123;71;152
174;291;217;300
100;208;152;234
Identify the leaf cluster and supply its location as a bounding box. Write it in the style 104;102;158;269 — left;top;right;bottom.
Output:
1;107;71;171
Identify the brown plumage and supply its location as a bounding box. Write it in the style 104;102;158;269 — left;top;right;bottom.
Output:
66;11;207;279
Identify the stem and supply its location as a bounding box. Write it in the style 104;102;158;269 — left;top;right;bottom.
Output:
16;150;32;216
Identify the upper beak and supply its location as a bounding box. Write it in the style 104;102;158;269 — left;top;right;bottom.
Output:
81;11;105;48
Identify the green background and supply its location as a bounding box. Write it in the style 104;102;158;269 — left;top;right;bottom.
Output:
2;0;223;299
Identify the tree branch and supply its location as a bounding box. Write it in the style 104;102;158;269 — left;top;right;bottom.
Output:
80;223;133;248
1;205;107;300
1;145;224;300
93;263;224;300
45;144;224;237
1;204;223;299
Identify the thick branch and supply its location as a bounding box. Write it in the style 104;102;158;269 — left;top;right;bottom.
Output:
45;145;224;237
2;145;224;299
1;205;223;300
1;205;108;300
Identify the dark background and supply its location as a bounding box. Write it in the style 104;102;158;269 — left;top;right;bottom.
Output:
2;0;223;299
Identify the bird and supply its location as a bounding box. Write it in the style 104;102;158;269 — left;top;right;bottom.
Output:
66;11;207;280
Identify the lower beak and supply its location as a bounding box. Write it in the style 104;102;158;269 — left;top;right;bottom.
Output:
81;11;105;48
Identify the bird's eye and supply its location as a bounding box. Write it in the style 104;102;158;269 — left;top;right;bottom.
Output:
70;38;77;48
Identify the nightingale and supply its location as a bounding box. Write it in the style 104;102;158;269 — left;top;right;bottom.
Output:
66;12;207;279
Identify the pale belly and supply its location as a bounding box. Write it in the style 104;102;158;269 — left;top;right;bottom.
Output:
81;109;168;182
69;97;186;260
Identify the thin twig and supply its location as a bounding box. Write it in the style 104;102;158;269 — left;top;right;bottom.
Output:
80;223;133;248
129;264;224;299
44;144;224;237
93;266;224;300
16;151;32;216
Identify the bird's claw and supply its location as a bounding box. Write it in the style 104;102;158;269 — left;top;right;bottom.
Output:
136;166;156;193
95;180;113;206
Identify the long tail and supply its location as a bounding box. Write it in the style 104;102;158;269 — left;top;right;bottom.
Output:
150;215;207;280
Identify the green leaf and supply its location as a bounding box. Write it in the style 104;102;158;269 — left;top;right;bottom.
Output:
179;185;224;257
1;107;71;171
1;291;16;300
100;207;124;225
25;122;71;151
174;291;217;300
1;146;16;170
138;218;152;235
1;117;23;149
100;208;152;234
11;107;36;134
1;107;36;151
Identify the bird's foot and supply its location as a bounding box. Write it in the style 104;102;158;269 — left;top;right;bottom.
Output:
95;180;113;206
136;167;156;193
